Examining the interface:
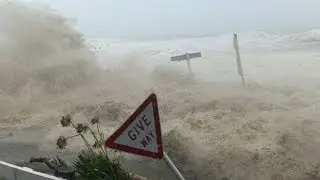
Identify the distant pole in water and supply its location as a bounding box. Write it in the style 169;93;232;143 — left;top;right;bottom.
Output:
233;33;245;87
186;53;192;73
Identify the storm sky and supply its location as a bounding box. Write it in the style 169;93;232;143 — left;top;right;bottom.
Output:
18;0;320;37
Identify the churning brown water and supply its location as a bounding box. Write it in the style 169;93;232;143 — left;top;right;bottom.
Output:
1;2;320;180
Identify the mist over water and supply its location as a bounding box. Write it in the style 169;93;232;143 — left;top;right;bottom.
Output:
1;1;320;180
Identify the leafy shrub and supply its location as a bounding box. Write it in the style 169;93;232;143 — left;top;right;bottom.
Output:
57;115;131;180
73;151;131;180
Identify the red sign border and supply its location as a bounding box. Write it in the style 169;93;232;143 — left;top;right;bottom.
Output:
105;93;163;159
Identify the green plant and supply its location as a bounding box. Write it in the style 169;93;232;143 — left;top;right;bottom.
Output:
74;151;131;180
57;114;131;180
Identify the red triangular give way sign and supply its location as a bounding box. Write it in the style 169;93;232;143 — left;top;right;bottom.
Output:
105;93;163;159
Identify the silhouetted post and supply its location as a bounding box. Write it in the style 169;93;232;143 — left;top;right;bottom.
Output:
233;33;245;87
186;53;192;73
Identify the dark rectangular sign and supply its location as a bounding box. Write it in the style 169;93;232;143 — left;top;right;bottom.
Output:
170;52;202;62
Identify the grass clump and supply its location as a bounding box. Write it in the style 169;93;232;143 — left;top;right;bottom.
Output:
57;114;131;180
74;151;130;180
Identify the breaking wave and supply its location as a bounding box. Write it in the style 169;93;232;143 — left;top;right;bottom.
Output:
1;1;320;180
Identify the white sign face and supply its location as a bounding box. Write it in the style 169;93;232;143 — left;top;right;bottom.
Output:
114;103;158;152
105;93;163;159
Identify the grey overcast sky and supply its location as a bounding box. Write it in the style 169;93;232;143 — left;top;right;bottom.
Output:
19;0;320;37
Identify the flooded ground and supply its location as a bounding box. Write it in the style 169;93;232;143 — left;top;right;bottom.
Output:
1;2;320;180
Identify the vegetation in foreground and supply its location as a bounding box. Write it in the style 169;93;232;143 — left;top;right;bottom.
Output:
57;114;132;180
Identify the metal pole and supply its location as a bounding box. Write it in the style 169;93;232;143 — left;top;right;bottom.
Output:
186;53;192;73
233;33;245;87
241;74;245;87
163;152;186;180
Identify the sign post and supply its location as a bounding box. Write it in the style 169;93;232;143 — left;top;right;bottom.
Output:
233;33;245;87
163;152;186;180
105;93;186;180
170;52;202;73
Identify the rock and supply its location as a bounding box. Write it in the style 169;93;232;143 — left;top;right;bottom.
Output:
15;161;53;174
54;166;75;180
